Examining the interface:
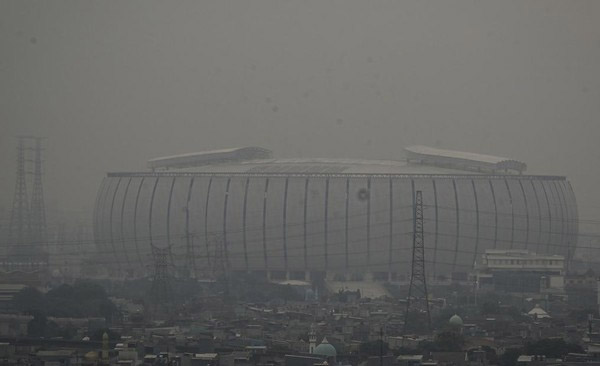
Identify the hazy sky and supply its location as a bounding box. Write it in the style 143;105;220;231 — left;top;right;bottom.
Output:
1;1;599;230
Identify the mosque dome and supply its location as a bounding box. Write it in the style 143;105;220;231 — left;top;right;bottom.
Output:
314;337;337;357
449;314;463;327
84;351;98;360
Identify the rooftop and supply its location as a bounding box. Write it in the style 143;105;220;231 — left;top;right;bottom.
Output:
108;146;564;178
405;145;527;174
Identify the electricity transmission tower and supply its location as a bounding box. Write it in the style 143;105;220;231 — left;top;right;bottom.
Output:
9;137;30;257
29;137;47;256
184;232;196;279
403;190;431;334
209;234;230;281
7;136;48;268
149;244;173;305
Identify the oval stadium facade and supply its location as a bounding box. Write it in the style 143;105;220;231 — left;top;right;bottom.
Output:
93;147;578;279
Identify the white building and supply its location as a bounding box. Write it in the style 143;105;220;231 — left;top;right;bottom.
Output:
475;250;565;293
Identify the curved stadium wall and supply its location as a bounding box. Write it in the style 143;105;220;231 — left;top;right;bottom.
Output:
93;171;577;279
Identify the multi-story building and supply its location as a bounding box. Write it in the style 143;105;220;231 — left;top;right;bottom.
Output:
475;250;565;293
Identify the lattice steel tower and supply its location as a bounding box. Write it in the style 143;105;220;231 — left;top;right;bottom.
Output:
9;137;30;257
29;137;47;255
210;234;228;281
403;190;431;333
149;245;173;305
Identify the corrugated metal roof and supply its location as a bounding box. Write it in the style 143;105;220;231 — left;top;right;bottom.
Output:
404;145;526;173
405;145;513;164
169;157;477;175
147;147;272;169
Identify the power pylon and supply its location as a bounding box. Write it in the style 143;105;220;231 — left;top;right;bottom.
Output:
184;232;196;279
56;221;66;261
209;235;227;281
149;244;173;305
8;137;30;258
29;137;47;257
403;190;431;334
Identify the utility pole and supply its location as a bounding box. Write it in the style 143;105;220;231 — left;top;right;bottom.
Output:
403;190;432;334
379;327;384;366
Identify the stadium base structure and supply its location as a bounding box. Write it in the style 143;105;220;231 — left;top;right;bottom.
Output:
93;147;577;279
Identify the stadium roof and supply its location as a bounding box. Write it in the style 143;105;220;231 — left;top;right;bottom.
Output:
138;145;534;176
147;147;273;170
404;145;526;174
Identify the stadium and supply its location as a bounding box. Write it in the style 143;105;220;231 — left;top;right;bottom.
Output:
93;146;577;280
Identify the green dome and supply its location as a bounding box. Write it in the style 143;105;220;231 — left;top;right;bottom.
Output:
314;337;337;357
449;314;463;327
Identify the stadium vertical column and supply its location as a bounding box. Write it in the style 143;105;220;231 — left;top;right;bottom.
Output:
470;180;480;269
389;178;394;277
223;178;231;269
432;180;439;278
118;178;133;270
92;178;106;259
136;175;159;273
488;180;498;249
553;180;569;259
504;180;515;249
204;178;213;270
517;180;530;249
451;179;460;273
345;178;349;271
262;179;269;271
303;178;309;270
560;180;575;263
565;181;579;262
552;180;570;263
148;178;160;262
366;178;371;269
529;180;543;254
184;178;196;276
132;177;146;270
108;178;122;271
282;178;289;273
540;182;553;254
324;178;330;270
112;177;133;271
166;177;176;253
305;177;327;271
94;178;109;267
242;177;250;271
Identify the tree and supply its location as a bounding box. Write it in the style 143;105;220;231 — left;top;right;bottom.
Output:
481;346;499;365
524;338;584;358
359;340;389;356
27;312;48;337
418;332;465;353
433;332;465;352
13;287;45;314
499;348;522;366
14;282;120;323
403;310;430;334
480;300;500;315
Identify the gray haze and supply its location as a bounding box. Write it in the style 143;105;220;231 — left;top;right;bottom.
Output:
1;1;599;232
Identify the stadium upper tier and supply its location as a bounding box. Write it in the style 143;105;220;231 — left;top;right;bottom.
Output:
94;147;577;279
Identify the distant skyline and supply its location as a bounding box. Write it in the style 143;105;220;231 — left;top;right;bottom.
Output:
1;1;599;233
